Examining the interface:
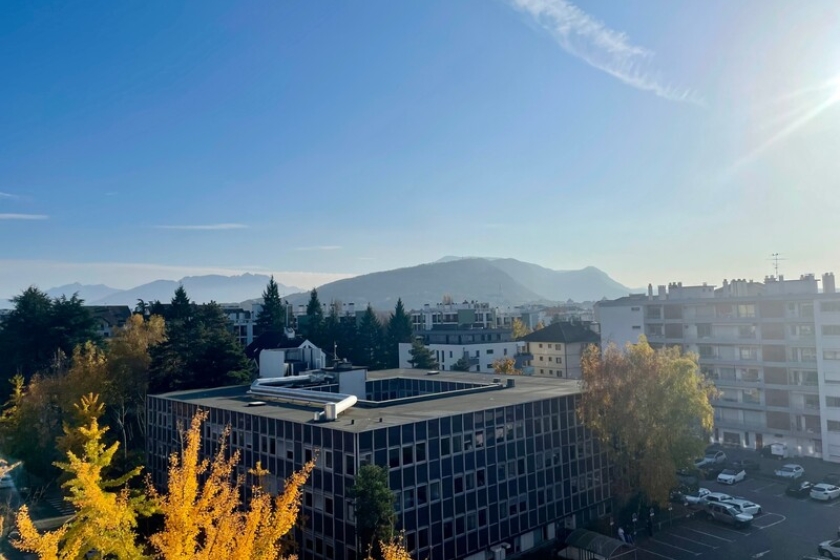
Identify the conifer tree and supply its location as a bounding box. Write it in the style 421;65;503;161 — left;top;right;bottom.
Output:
386;299;413;368
356;306;386;370
254;276;286;337
407;339;437;370
350;464;396;558
302;289;325;345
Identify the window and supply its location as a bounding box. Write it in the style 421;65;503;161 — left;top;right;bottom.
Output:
827;397;840;408
486;349;493;355
823;326;840;336
822;302;840;312
416;442;426;462
389;448;400;469
324;450;333;470
556;344;562;350
825;350;840;361
631;307;640;311
829;420;840;432
632;325;641;330
539;344;543;348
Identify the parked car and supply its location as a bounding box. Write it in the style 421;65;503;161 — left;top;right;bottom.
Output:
721;498;761;516
775;464;805;479
730;459;760;472
694;451;727;469
717;469;747;485
680;488;711;505
705;503;752;528
786;480;815;498
701;491;734;506
818;539;840;558
810;483;840;501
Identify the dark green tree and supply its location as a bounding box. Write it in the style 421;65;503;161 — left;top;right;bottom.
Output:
349;464;396;559
168;285;194;323
301;289;325;346
321;302;342;362
354;306;386;370
149;289;252;392
451;356;472;372
254;276;287;337
0;288;99;396
407;339;437;370
385;299;413;368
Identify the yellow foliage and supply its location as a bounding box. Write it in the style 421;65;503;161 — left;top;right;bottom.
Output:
578;337;715;504
148;411;315;560
492;357;521;375
378;535;413;560
14;398;146;560
14;505;80;560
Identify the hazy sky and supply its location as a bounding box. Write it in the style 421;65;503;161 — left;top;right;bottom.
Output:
2;1;839;298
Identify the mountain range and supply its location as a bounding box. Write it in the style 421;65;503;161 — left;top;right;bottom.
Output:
8;258;633;310
279;257;633;309
34;274;302;308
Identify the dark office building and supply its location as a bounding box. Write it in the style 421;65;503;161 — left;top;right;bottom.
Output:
147;368;610;560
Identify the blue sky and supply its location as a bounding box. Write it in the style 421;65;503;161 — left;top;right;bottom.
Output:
2;0;839;297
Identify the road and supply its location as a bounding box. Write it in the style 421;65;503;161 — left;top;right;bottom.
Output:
633;476;839;560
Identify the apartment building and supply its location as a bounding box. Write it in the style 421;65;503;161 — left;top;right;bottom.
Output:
519;322;600;379
596;273;840;462
398;327;522;373
147;368;610;560
410;302;497;331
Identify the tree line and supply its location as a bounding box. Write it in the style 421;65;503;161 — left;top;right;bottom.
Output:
294;289;414;370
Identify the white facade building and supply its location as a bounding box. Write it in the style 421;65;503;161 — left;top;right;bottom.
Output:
596;273;840;462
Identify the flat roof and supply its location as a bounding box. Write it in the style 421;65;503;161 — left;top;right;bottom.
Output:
152;369;582;433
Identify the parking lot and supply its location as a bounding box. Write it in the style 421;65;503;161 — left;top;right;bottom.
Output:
632;475;840;560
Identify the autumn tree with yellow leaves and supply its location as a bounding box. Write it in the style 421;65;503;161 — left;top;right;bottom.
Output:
13;395;318;560
578;337;715;505
148;410;316;560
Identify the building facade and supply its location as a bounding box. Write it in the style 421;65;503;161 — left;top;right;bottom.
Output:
596;273;840;462
147;369;610;560
398;328;522;373
519;322;600;379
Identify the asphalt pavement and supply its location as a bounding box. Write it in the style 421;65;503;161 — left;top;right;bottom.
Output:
630;473;840;560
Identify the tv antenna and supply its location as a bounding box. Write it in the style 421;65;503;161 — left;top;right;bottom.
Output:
769;253;787;277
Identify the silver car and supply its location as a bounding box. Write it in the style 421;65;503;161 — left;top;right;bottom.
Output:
721;498;761;516
706;503;752;528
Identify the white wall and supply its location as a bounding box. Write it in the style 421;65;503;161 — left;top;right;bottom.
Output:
596;304;645;349
398;341;520;373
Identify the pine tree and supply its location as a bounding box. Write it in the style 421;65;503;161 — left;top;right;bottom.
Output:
302;289;325;346
356;306;385;370
0;288;98;396
386;299;413;368
255;276;286;337
451;357;471;372
150;290;252;392
407;339;437;370
350;464;396;558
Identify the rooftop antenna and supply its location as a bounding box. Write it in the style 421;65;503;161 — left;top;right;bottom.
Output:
769;253;787;277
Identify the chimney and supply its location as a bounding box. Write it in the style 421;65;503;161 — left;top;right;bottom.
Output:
824;273;836;294
658;285;666;300
648;284;653;299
